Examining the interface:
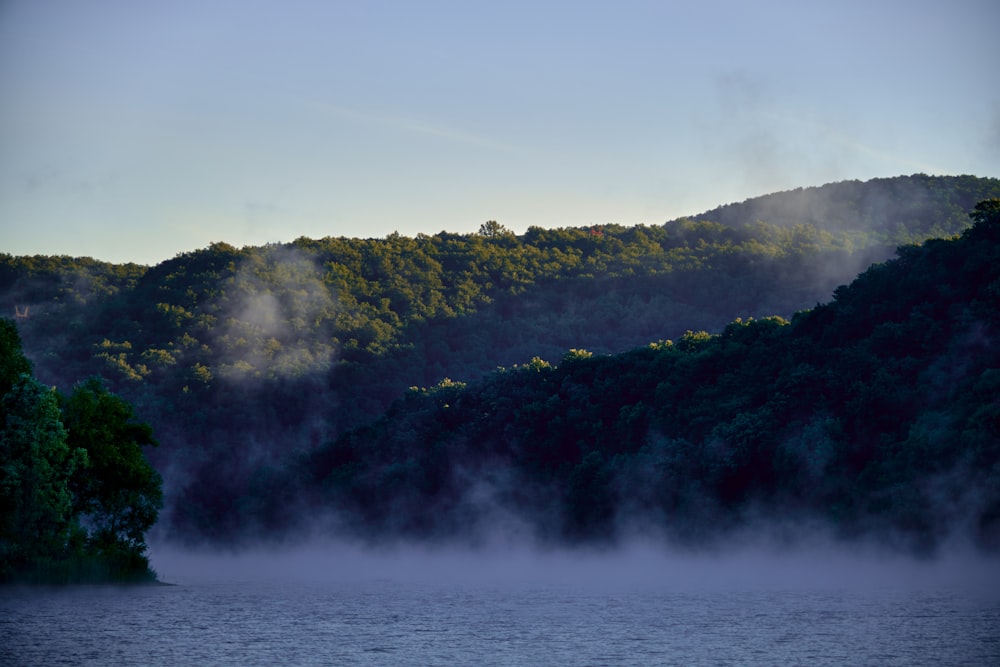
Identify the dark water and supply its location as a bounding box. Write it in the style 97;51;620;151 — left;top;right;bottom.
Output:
3;546;998;666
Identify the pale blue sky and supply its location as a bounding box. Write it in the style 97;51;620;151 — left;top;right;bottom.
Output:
2;0;997;265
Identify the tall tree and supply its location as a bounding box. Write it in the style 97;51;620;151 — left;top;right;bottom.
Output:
0;319;32;398
0;375;85;579
968;198;1000;239
61;378;162;558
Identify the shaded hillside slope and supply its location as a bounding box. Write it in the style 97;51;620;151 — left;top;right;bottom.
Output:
691;173;989;240
221;199;1000;554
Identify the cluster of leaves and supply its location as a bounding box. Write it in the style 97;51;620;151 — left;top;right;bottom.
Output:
0;321;162;584
295;200;1000;553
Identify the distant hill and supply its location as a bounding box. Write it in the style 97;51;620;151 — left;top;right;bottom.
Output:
689;173;989;241
1;174;998;547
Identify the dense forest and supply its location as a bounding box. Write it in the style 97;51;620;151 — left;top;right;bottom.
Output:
2;174;999;552
293;199;1000;553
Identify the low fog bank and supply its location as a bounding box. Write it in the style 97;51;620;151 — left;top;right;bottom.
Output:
148;533;1000;596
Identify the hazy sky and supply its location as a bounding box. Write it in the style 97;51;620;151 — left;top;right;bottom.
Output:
2;0;998;265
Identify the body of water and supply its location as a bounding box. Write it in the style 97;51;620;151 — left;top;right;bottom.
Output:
3;546;998;665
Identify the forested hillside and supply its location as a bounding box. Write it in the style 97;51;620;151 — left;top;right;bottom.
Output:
1;174;998;547
271;200;1000;553
692;173;990;241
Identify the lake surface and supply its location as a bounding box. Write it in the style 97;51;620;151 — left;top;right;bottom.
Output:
3;545;998;666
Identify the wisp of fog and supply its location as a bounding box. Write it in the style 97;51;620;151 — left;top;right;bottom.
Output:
149;535;1000;597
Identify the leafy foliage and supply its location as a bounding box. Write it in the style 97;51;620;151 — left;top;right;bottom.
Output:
0;374;82;579
0;323;161;583
62;378;162;557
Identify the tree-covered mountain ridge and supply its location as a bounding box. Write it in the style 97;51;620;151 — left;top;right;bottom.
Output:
2;174;999;547
5;174;997;392
290;199;1000;553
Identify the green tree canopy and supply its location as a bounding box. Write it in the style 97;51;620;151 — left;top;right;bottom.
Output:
62;377;162;556
0;375;85;579
0;319;162;583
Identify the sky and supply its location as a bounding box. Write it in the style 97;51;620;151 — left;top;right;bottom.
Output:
1;0;998;266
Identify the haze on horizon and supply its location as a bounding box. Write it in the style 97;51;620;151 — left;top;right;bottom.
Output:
1;0;998;265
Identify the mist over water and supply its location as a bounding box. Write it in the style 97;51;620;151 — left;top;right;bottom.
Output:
148;535;1000;596
7;536;997;666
